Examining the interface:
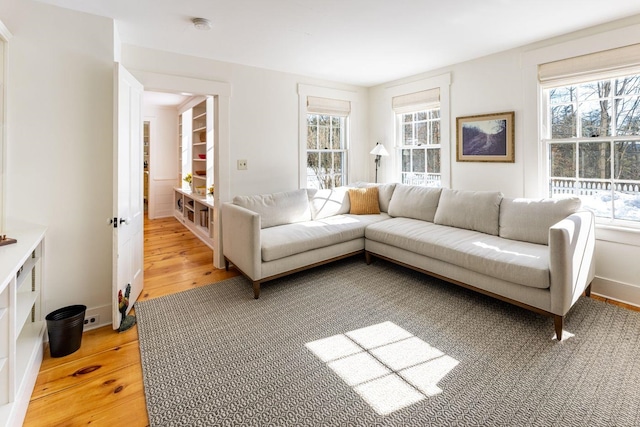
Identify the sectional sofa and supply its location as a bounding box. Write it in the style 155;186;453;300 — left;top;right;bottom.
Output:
221;183;595;340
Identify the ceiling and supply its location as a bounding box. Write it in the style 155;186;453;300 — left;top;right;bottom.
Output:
39;0;640;87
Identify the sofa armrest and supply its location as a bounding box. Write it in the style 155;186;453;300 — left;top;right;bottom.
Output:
221;202;261;281
549;211;596;315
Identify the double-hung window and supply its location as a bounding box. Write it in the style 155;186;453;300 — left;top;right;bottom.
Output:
393;89;441;187
540;46;640;225
306;96;350;189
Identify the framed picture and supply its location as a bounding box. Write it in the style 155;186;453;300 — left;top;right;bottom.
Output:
456;111;514;162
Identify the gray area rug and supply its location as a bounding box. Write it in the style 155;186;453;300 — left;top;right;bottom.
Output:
136;257;640;426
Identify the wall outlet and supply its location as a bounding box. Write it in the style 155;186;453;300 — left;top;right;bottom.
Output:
83;314;101;330
237;159;248;170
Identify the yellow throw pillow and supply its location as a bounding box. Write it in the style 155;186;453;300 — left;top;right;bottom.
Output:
348;187;381;215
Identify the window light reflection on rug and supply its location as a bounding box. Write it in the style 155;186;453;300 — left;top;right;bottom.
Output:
305;321;459;416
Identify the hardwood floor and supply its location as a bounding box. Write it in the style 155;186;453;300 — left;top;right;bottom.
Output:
21;215;640;426
23;215;238;427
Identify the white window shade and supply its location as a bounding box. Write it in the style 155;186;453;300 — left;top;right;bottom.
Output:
392;88;440;113
307;96;351;116
539;43;640;86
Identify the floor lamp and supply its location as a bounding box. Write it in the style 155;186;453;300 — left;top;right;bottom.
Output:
370;143;389;183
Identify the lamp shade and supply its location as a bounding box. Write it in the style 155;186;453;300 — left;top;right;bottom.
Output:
370;143;389;156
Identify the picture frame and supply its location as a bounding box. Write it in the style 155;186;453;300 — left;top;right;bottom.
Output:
456;111;514;162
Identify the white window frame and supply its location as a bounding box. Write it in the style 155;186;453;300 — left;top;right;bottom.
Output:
396;107;442;187
385;74;451;188
297;84;357;189
305;113;348;189
541;74;640;229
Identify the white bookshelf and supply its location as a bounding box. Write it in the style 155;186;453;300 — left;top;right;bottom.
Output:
0;221;46;427
174;188;214;249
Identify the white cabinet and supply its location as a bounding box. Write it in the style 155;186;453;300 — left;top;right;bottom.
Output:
0;221;46;427
174;189;214;249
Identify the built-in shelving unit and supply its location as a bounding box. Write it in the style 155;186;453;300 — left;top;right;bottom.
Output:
177;113;183;186
143;121;150;210
174;188;214;249
191;100;208;196
0;221;46;427
175;96;215;247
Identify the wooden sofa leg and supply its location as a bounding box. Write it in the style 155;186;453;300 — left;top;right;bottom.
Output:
365;251;372;265
554;315;563;341
253;281;260;299
224;258;230;271
585;283;592;297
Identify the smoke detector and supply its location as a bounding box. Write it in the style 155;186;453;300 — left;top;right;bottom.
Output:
192;18;212;31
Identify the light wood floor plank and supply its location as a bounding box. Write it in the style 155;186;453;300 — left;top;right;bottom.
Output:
24;215;238;426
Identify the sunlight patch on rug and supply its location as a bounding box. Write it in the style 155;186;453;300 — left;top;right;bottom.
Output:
306;321;459;415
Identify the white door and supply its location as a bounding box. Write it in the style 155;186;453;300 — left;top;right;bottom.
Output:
113;63;144;329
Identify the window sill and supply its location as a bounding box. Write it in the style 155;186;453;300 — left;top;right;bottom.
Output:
595;223;640;246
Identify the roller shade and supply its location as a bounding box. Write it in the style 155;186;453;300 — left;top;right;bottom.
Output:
539;43;640;86
306;96;351;116
392;88;440;113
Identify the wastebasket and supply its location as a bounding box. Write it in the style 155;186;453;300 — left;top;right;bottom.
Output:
45;304;86;357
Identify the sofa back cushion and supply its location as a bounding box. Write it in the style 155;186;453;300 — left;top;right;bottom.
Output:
233;189;311;228
499;197;581;245
309;187;351;220
434;189;503;235
387;184;442;222
352;182;396;213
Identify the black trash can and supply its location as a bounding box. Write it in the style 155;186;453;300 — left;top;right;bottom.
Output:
45;304;86;358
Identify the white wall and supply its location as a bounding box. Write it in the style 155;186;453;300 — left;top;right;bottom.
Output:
143;105;179;218
121;45;370;199
0;0;114;321
1;0;638;320
369;17;640;306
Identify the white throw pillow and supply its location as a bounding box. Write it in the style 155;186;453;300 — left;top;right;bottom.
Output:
233;189;311;229
309;187;351;220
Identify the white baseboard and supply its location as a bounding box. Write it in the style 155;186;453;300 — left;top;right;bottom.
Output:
82;304;113;331
592;276;640;309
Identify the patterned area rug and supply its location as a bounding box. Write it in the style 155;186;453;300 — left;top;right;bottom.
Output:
136;257;640;426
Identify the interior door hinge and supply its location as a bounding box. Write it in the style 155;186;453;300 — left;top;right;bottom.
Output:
112;217;118;228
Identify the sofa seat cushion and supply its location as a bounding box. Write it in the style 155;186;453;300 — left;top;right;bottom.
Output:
262;213;391;262
366;217;550;289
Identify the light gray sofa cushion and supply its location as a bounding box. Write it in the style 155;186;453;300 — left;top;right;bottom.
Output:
434;189;503;236
262;213;391;262
309;187;351;220
366;217;550;289
500;197;582;245
387;184;442;222
233;188;311;229
353;182;397;213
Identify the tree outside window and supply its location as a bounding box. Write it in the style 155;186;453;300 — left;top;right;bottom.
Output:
545;75;640;223
307;114;347;189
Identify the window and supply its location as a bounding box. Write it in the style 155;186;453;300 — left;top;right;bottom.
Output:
306;114;348;189
397;108;441;187
393;88;441;187
304;95;350;189
543;74;640;224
